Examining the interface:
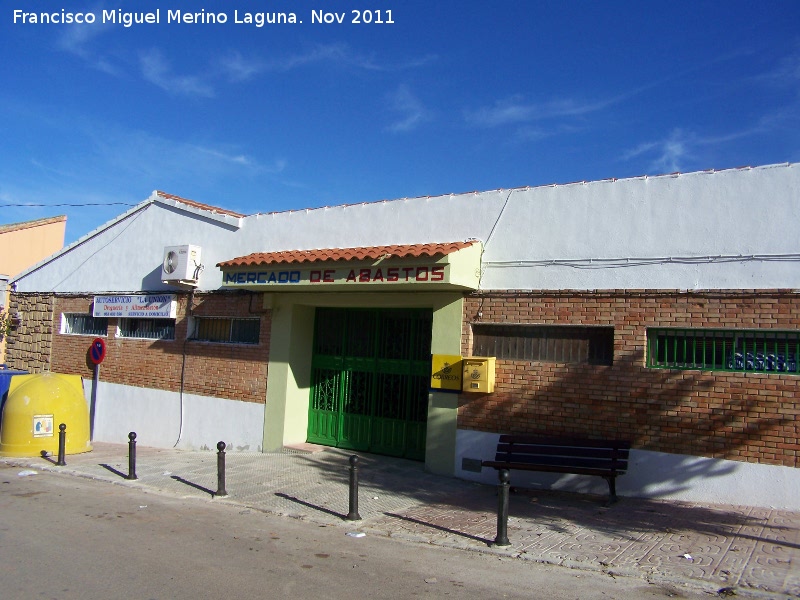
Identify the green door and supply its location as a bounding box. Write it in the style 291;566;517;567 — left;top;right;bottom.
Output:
307;308;432;460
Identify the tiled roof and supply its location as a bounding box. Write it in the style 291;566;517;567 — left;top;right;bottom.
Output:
218;241;479;267
156;191;246;218
0;215;66;235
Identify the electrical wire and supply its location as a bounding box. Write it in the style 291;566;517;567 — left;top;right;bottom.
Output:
484;253;800;270
0;202;136;208
478;189;516;289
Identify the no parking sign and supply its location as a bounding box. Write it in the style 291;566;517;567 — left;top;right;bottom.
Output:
89;338;106;365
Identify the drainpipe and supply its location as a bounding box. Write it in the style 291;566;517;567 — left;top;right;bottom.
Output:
173;290;195;448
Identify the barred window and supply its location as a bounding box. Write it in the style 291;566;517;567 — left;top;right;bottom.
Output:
118;318;175;340
647;328;800;374
472;324;614;366
61;313;108;336
190;317;260;345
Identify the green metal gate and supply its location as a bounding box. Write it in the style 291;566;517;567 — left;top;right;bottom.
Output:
307;308;432;460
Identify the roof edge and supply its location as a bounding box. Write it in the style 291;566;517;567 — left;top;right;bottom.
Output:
11;199;155;285
0;215;67;235
246;162;797;220
153;191;245;228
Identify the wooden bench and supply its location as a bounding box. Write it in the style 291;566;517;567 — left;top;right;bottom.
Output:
482;435;631;504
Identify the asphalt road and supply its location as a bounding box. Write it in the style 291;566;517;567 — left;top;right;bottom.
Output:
0;464;712;599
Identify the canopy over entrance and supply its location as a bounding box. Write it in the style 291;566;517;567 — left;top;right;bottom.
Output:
217;241;483;291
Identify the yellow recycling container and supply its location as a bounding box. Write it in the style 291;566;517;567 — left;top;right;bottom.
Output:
0;373;92;457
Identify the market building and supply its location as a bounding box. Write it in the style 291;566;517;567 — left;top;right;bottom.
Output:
5;163;800;508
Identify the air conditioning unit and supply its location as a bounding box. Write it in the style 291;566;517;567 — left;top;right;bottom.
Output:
161;245;202;284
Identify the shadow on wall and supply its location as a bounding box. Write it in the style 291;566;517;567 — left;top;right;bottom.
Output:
141;265;178;291
459;348;793;499
624;448;738;497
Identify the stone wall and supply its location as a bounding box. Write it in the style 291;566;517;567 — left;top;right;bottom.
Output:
5;292;54;371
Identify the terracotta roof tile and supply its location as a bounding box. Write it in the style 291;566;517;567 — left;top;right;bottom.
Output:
156;191;246;218
218;241;479;268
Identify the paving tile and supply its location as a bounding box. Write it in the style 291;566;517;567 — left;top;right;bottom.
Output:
3;443;799;597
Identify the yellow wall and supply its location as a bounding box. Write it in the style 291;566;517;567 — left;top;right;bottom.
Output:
0;216;66;278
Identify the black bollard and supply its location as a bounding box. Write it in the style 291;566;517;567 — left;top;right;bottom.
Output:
346;454;361;521
493;468;511;547
215;441;228;497
56;423;67;466
127;432;138;480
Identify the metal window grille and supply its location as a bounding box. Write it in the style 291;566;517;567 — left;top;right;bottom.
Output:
118;318;175;340
62;313;108;336
647;327;800;374
191;317;260;344
472;324;614;366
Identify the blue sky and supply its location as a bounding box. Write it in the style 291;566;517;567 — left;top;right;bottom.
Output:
1;0;799;245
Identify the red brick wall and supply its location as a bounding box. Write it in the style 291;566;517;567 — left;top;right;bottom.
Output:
459;290;800;468
51;292;270;403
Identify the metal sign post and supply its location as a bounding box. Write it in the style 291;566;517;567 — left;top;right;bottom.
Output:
88;338;106;441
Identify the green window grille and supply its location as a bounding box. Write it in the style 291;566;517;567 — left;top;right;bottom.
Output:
647;328;800;374
118;318;175;340
62;313;109;336
472;324;614;366
190;317;260;344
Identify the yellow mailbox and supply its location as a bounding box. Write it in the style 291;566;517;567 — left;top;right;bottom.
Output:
431;355;463;391
462;356;496;393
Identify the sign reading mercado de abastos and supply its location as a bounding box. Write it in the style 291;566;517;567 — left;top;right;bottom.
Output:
221;264;450;287
93;294;177;319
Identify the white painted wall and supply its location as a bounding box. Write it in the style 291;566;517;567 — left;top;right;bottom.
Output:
454;429;800;510
13;163;800;293
14;201;242;293
88;381;265;452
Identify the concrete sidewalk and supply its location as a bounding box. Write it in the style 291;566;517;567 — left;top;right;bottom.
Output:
3;443;798;598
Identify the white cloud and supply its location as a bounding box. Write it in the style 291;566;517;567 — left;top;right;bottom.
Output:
622;110;796;175
91;129;264;178
265;159;288;174
464;95;534;127
621;49;800;175
56;18;120;76
0;107;291;241
190;146;258;169
187;146;286;174
258;43;436;73
217;51;264;82
461;56;754;132
758;49;800;89
212;44;373;81
385;85;429;133
140;49;215;98
623;129;691;174
261;43;367;71
513;123;582;143
464;94;619;128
